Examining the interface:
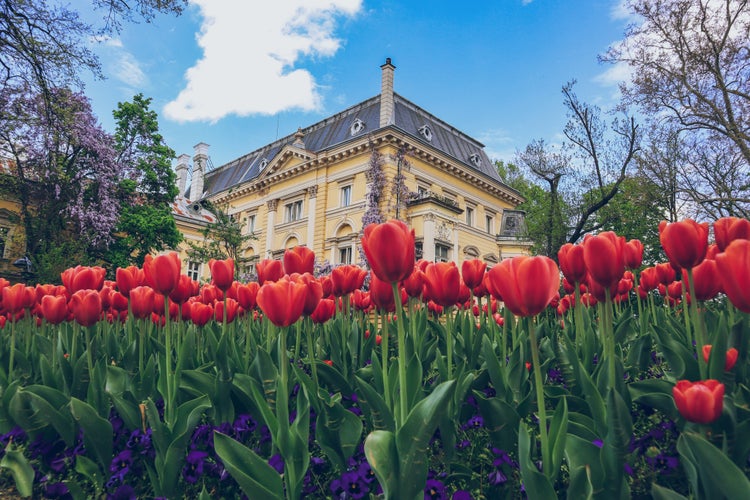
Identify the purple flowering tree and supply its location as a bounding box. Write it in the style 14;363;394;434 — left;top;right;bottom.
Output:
0;86;119;281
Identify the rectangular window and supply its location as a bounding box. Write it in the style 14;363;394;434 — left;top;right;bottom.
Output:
465;206;474;226
486;214;494;234
285;200;303;222
247;214;256;233
187;261;201;281
435;243;450;262
415;242;423;260
339;246;353;265
340;185;352;207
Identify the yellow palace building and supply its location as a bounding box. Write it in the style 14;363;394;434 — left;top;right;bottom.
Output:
174;59;530;280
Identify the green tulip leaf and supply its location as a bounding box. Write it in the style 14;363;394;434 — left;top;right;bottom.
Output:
677;431;750;499
213;432;284;500
355;375;395;432
651;483;689;500
518;423;556;500
316;396;363;472
474;391;520;452
396;380;455;500
364;430;399;499
548;396;568;482
0;444;34;497
69;397;113;472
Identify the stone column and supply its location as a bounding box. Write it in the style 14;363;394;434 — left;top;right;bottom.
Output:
306;185;318;248
423;214;436;262
191;142;209;200
265;199;278;257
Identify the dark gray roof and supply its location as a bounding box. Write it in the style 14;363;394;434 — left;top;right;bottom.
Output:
197;93;506;198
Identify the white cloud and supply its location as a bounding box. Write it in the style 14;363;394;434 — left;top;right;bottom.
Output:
610;0;633;21
164;0;362;123
92;36;147;88
594;57;633;87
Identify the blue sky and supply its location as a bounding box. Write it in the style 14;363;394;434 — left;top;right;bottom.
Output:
77;0;633;169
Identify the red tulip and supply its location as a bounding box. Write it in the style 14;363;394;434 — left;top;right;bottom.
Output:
402;268;425;298
170;274;199;304
683;259;721;301
361;220;415;283
236;282;260;310
143;252;181;295
2;283;35;314
110;292;129;312
655;262;677;284
256;277;308;327
714;216;750;252
209;258;235;291
115;266;145;297
214;298;239;323
296;273;323;316
716;239;750;312
129;286;155;320
330;265;367;296
61;265;106;294
702;345;739;371
190;302;214;327
423;262;462;308
461;259;487;289
310;298;336;324
558;243;587;284
582;232;625;289
256;259;285;284
672;379;724;424
283;246;315;275
350;289;372;312
487;256;560;317
624;239;644;270
40;295;68;325
69;289;103;327
369;274;398;312
639;267;659;292
659;219;709;269
199;284;222;304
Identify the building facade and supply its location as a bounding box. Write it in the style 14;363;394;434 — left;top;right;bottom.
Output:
174;59;530;280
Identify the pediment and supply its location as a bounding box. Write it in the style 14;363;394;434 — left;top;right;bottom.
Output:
255;145;314;182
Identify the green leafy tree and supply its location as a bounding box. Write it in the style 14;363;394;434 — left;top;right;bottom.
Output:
496;160;566;256
103;94;182;270
186;202;255;279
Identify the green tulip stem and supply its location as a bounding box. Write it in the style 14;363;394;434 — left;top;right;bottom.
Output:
686;268;707;379
604;288;616;390
680;283;693;351
574;283;585;351
380;310;390;410
138;318;145;375
391;281;408;426
85;324;95;382
446;306;454;381
164;298;175;427
8;319;15;384
306;320;319;389
528;317;549;476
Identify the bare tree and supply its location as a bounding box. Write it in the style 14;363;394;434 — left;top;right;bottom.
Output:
603;0;750;165
636;124;685;222
516;140;570;257
516;83;641;256
561;82;641;243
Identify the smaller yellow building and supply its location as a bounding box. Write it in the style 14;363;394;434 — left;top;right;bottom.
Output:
173;59;530;280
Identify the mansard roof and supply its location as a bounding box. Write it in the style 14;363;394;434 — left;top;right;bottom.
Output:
195;93;510;199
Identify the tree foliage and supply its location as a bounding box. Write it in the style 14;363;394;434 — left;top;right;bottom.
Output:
515;83;640;257
104;94;182;269
0;87;120;282
0;0;186;94
604;0;750;216
187;202;255;277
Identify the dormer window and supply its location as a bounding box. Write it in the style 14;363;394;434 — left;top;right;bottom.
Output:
259;158;269;169
418;125;433;142
350;118;366;136
469;153;482;167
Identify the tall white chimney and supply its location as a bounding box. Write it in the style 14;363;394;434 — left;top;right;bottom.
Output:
175;153;190;196
191;142;209;200
379;58;395;128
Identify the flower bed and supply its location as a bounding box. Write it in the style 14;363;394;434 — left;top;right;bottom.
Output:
0;218;749;499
